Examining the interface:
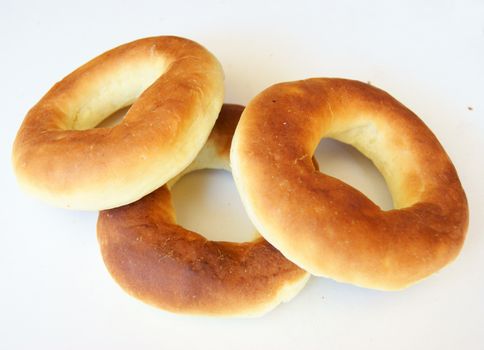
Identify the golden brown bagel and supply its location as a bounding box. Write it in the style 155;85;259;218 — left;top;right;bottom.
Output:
97;105;310;317
231;78;469;290
12;36;224;210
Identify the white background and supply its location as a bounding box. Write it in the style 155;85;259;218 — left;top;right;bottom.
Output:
1;0;484;349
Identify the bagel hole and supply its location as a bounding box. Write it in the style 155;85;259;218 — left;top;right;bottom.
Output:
314;138;394;210
95;106;130;128
171;169;258;243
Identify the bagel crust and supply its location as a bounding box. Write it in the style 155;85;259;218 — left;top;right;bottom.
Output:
231;78;469;290
97;105;309;317
12;36;224;210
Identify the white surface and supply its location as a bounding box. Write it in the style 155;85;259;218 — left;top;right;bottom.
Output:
1;0;484;349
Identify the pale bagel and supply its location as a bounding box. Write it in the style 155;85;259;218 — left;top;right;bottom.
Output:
12;36;224;210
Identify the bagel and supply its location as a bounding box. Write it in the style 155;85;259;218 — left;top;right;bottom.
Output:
12;36;224;210
231;78;469;290
97;105;310;317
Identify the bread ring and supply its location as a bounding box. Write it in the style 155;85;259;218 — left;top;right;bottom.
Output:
97;105;310;317
12;36;224;210
231;78;469;290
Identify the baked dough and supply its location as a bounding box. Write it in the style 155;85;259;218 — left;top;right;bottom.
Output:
12;36;224;210
231;78;468;290
97;105;310;316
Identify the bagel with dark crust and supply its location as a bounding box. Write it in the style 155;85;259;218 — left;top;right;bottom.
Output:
97;105;310;317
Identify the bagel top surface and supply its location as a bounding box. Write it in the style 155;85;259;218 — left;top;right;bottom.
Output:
97;104;309;317
12;36;224;210
231;78;468;290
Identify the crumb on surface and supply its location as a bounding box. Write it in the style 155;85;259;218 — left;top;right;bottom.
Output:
467;106;473;111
